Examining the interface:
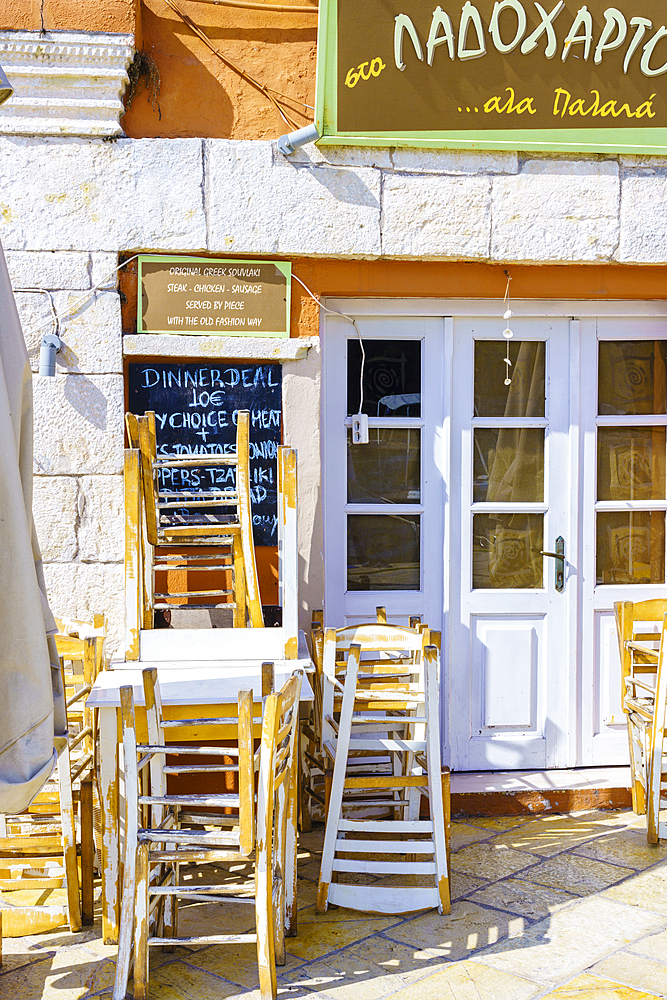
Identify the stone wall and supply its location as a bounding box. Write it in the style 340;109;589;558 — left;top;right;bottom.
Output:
2;121;667;654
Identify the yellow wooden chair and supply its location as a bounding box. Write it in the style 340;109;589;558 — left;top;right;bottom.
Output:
0;623;105;934
647;614;667;843
299;610;425;831
614;599;667;814
126;408;263;629
113;666;302;1000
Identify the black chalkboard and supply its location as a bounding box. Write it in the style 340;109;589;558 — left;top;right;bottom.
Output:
128;362;282;546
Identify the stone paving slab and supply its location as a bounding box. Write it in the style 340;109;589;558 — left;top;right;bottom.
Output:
2;809;667;999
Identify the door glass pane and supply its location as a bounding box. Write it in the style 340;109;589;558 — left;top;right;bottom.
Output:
597;427;666;501
598;341;667;415
474;341;545;418
473;513;544;589
596;511;665;584
347;514;420;591
348;428;420;503
474;428;545;503
348;340;421;417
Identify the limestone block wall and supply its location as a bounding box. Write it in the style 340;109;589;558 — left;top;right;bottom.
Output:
2;133;667;651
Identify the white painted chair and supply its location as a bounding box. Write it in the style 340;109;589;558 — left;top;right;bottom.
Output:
299;614;426;831
113;666;302;1000
316;631;450;916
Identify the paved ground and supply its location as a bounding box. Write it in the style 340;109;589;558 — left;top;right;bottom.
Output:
2;809;667;999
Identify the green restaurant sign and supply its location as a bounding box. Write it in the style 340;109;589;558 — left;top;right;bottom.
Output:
315;0;667;152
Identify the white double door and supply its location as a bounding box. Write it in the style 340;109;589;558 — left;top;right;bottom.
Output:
450;316;574;771
323;304;667;771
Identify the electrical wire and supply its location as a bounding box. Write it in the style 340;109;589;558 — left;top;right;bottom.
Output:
163;0;311;129
20;254;142;345
181;0;318;11
13;287;60;340
23;263;366;405
292;273;365;414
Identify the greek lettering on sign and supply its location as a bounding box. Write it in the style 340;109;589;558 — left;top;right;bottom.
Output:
345;57;387;87
392;4;667;77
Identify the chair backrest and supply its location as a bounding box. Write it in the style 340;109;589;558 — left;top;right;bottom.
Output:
321;624;428;749
615;599;667;700
140;666;256;853
55;631;103;758
137;410;250;544
648;613;667;842
133;408;263;629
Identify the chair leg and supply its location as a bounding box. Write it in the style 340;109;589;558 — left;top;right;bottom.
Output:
134;843;150;1000
255;834;278;1000
285;731;299;939
299;725;312;834
441;767;451;876
232;534;246;628
273;783;287;967
112;842;137;1000
57;745;82;933
81;772;95;925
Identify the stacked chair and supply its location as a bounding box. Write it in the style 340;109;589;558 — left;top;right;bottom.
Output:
615;600;667;843
300;608;424;831
0;615;105;934
125;409;263;632
113;665;302;1000
316;623;450;915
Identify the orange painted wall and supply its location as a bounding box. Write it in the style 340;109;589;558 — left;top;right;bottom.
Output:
2;0;138;34
0;0;316;140
122;0;317;140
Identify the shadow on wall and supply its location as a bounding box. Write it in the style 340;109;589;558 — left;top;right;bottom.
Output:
63;375;108;431
121;3;316;140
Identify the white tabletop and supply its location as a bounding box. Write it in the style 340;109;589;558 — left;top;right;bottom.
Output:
87;651;314;707
87;661;313;708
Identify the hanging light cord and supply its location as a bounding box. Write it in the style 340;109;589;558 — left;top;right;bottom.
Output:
502;270;513;386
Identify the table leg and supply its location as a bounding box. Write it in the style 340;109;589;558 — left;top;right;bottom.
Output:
100;707;119;944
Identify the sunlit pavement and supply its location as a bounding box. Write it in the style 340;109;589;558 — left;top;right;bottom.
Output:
2;809;667;999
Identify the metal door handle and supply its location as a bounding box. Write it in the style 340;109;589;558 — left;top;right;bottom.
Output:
540;536;565;593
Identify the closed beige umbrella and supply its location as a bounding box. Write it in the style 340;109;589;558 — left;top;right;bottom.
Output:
0;238;66;813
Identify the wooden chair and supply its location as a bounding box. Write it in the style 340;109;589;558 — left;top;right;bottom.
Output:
0;627;104;934
316;639;449;915
646;614;667;843
299;612;426;831
614;600;667;814
126;408;263;630
113;666;302;1000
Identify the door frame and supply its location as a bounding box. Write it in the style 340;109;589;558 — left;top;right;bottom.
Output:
322;298;667;770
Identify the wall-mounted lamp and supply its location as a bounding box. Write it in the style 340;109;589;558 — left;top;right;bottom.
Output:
39;334;62;377
0;62;13;106
277;122;320;156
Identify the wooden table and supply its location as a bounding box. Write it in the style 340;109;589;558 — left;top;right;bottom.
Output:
88;655;313;944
